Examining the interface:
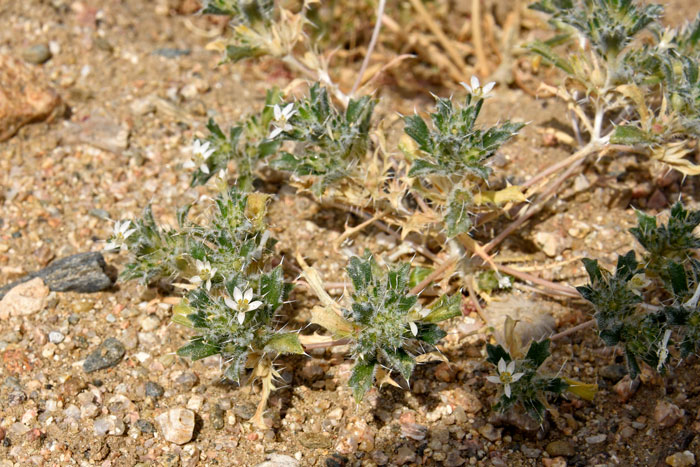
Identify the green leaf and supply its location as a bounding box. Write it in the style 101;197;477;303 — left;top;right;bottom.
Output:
349;359;376;402
260;266;286;310
177;338;220;361
264;332;304;354
382;348;415;381
615;251;638;280
582;258;603;283
486;344;511;366
668;261;688;296
404;115;433;153
347;255;373;291
423;294;461;323
409;266;433;290
527;40;574;75
524;339;551;368
223;350;248;383
610;125;653;145
417;324;447;345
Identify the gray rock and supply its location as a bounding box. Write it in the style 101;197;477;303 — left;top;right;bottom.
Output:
22;44;52;64
0;252;114;300
135;419;155;434
83;338;125;373
585;434;607;444
254;454;300;467
233;402;255;420
7;391;26;406
93;415;125;436
211;405;225;430
145;381;164;398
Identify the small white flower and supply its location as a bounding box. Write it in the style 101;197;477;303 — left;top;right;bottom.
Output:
409;321;418;337
269;103;296;138
657;27;676;51
224;286;263;324
190;259;217;291
183;140;215;174
460;75;496;99
486;358;524;398
105;220;136;252
498;275;512;289
656;329;672;371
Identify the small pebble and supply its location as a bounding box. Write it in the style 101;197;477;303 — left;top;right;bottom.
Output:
145;381;164;398
48;331;65;344
586;434;606;444
175;371;199;391
23;44;52;64
666;450;696;467
654;400;684;428
156;408;195;445
545;440;575;457
83;338;125;373
135;419;155;434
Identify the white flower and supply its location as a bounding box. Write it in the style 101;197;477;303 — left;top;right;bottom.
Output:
105;220;136;252
269;103;296;138
409;321;418;337
486;358;524;398
460;76;496;99
224;286;263;324
657;27;676;52
183;140;215;174
656;329;672;371
190;259;217;291
498;275;512;289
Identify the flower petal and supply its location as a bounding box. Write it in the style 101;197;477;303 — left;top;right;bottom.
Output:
233;287;243;302
460;81;472;93
237;311;245;324
269;127;283;139
486;375;501;384
248;300;263;311
191;275;203;284
498;358;507;374
224;297;238;311
183;160;195;169
506;360;516;374
244;288;253;301
504;383;511;398
471;75;480;90
511;372;524;382
482;81;496;95
409;321;418;336
200;164;210;174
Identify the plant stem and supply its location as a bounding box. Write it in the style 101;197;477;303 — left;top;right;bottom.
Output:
409;256;459;295
550;319;596;340
351;0;386;96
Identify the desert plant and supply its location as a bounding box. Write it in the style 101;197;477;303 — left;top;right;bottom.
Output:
578;201;700;378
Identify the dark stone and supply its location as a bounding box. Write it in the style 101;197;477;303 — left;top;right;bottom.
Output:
83;338;125;373
233;402;255;420
145;381;164;398
599;364;627;382
325;453;348;467
0;252;115;299
135;419;155;434
212;405;225;430
7;391;26;406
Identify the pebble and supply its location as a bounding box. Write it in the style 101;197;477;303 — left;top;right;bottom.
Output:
586;433;606;444
211;404;225;430
521;445;542;458
94;415;125;436
0;277;49;319
393;446;416;465
140;314;160;331
22;44;52;64
146;381;165;398
7;391;27;406
81;402;99;418
613;375;640;402
254;453;300;467
542;458;567;467
654;400;684;428
599;364;627;382
135;419;155;434
666;451;696;467
298;432;332;449
478;423;501;442
187;394;204;411
48;331;65;344
83;338;126;372
156;408;195;445
174;371;199;391
234;402;256;420
546;439;575;457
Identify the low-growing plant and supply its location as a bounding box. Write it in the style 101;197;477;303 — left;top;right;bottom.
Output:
578;201;700;379
529;0;700;174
